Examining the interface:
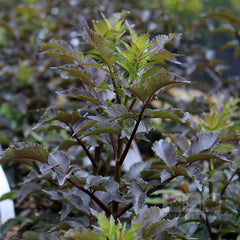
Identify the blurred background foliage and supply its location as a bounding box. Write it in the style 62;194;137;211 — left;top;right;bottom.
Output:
0;0;239;238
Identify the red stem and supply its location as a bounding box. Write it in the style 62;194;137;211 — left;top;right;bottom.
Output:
110;133;118;159
117;175;176;218
68;124;97;168
67;178;112;216
118;104;146;166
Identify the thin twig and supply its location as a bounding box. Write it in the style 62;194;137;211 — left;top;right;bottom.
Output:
117;175;176;218
220;169;238;200
127;99;137;112
110;133;118;159
117;202;133;218
205;209;214;240
118;104;146;166
68;124;97;169
67;178;112;216
147;176;176;196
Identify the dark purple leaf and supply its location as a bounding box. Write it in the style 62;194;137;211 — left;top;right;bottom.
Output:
126;162;149;179
152;140;178;167
106;103;137;120
126;73;189;103
43;189;91;216
17;182;42;204
144;108;189;123
187;166;203;191
0;142;49;165
171;134;190;151
186;151;230;163
88;63;106;86
185;132;219;156
56;88;100;106
60;203;72;221
132;206;170;227
86;176;123;202
33;108;82;130
129;183;146;213
47;151;71;185
161;169;172;182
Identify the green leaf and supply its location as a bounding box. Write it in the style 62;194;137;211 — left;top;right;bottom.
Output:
22;231;40;240
93;15;110;36
117;57;134;73
117;45;136;61
145;197;165;205
219;129;240;142
149;189;186;197
0;142;49;165
93;17;110;36
126;20;138;43
91;209;140;240
0;190;18;201
91;209;114;237
204;112;220;130
65;231;100;240
93;11;128;39
84;25;111;56
122;223;141;240
135;33;150;51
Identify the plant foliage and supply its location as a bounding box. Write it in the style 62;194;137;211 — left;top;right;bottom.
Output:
0;2;240;240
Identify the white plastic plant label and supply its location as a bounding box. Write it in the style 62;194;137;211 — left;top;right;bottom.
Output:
0;165;15;224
